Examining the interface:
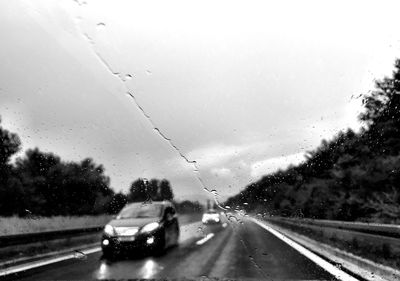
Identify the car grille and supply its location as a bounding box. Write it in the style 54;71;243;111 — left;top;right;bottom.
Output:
114;227;139;236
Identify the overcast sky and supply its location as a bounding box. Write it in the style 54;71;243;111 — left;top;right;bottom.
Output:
1;0;399;202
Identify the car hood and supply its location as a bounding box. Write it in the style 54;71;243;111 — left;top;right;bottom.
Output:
108;217;160;228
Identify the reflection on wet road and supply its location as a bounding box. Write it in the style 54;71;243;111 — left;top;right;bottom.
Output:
14;217;335;280
97;257;165;279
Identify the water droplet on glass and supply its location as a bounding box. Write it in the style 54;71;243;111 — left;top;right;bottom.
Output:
73;250;87;260
25;209;39;220
210;189;218;197
197;226;205;236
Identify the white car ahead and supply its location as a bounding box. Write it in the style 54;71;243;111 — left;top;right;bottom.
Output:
202;209;221;224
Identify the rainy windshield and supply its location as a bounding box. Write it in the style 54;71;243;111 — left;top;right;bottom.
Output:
1;0;400;280
117;204;162;219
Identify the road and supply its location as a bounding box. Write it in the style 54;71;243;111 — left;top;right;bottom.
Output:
9;217;337;280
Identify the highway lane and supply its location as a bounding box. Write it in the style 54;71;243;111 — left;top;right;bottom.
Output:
10;218;336;280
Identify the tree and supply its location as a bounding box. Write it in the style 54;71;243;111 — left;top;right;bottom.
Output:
360;59;400;127
0;117;23;216
0;117;21;168
160;179;174;200
224;58;400;222
108;192;128;214
14;149;114;216
360;59;400;155
175;200;203;213
127;178;148;202
0;116;117;217
127;178;175;202
148;179;160;200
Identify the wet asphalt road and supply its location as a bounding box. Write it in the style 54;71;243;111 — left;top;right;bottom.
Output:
11;218;335;280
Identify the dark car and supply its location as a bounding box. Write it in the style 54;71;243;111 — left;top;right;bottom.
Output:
101;201;179;257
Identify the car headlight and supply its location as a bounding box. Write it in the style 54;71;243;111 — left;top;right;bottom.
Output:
104;224;115;236
141;222;160;233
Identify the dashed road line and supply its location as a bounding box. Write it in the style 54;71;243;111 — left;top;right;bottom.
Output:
196;233;215;245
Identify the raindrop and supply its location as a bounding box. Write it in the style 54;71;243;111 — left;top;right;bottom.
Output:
335;262;342;270
125;74;133;80
146;70;152;75
142;195;153;205
73;250;87;260
197;226;205;235
227;214;239;223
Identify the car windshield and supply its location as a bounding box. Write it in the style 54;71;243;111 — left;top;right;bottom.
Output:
1;1;400;280
117;204;162;219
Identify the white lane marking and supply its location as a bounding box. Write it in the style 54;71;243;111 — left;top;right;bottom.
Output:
139;259;164;279
0;247;101;277
196;233;215;245
250;218;358;281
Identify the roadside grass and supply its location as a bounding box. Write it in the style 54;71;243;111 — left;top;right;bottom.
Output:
0;215;112;235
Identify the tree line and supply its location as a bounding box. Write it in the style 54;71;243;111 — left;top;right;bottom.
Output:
226;58;400;223
0;123;202;216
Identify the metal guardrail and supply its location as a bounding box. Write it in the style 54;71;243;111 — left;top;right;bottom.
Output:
266;216;400;239
0;226;104;248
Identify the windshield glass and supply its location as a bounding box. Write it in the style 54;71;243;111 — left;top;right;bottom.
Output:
117;204;162;219
1;1;400;280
